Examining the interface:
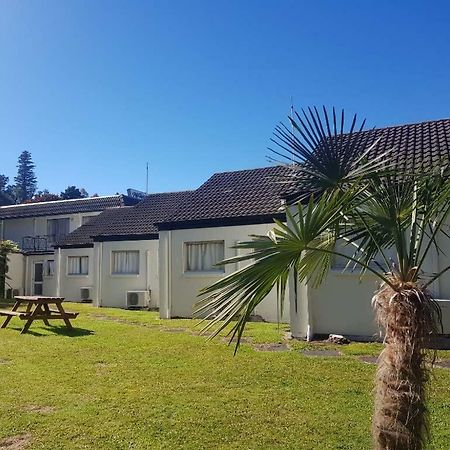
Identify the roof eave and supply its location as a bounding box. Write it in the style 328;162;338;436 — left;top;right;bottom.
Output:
157;213;286;231
93;233;159;242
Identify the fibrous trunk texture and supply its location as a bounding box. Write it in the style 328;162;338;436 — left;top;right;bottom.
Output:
372;283;440;450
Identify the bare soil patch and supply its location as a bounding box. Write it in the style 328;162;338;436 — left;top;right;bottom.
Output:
254;343;290;352
358;356;378;365
435;359;450;369
162;328;187;333
302;349;341;357
89;314;160;329
23;405;56;414
0;359;11;365
0;433;31;449
221;336;252;344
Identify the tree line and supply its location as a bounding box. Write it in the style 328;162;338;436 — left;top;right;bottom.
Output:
0;151;94;205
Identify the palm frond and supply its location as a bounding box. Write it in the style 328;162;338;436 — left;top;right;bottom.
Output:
194;188;391;348
270;106;394;199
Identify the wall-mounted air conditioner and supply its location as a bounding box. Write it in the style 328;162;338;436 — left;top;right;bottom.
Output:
80;287;93;303
6;288;20;299
126;290;150;309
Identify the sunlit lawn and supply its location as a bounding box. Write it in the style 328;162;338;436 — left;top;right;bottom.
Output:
0;303;449;449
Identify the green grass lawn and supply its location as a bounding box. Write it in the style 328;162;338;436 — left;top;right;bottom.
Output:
0;303;449;449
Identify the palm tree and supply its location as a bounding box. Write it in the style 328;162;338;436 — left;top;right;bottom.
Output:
195;107;450;450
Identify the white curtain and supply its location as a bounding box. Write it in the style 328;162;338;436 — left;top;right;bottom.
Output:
68;257;79;275
47;218;70;242
47;260;55;276
80;256;89;275
112;251;139;274
68;256;88;275
186;242;224;272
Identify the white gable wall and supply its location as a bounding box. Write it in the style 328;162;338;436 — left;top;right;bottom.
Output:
96;240;159;309
24;254;57;296
58;247;95;301
4;252;25;296
159;223;290;323
1;212;102;249
289;213;450;339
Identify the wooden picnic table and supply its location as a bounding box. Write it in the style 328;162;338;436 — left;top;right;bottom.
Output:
0;296;78;334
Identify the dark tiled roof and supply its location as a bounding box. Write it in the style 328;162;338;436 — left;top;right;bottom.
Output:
354;117;450;171
158;166;293;230
282;117;450;200
0;195;139;220
56;191;192;247
54;117;450;240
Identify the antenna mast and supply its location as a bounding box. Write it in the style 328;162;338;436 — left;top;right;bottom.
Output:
290;96;295;165
146;162;149;194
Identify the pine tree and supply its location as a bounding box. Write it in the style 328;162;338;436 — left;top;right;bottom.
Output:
60;186;88;200
0;175;14;205
14;151;37;203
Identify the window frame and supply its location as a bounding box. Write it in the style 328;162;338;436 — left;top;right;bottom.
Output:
183;240;225;275
45;259;55;277
110;250;140;276
47;217;70;244
67;255;89;276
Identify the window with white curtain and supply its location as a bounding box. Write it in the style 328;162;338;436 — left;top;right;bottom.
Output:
67;256;89;275
47;218;70;244
184;241;225;273
111;251;139;275
46;260;55;276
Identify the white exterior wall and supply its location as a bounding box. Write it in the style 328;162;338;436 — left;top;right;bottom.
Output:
5;252;25;296
437;224;450;299
289;213;450;338
309;272;380;337
24;254;57;296
0;211;102;298
58;247;95;301
97;240;159;309
1;212;102;248
159;224;290;323
1;218;35;245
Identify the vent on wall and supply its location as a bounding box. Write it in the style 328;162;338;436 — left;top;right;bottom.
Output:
126;291;150;309
80;287;93;303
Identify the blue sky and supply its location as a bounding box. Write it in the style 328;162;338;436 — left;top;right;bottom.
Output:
1;0;449;196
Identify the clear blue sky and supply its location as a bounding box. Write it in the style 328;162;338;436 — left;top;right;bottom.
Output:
1;0;449;196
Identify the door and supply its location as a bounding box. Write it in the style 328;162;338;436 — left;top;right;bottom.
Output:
33;262;44;295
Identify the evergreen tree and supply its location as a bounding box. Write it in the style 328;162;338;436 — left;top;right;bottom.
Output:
14;151;37;203
0;175;14;205
60;185;88;200
29;189;61;203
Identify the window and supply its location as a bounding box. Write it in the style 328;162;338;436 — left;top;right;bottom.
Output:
82;215;95;225
47;218;70;244
185;241;225;273
111;251;139;275
46;260;55;276
67;256;89;275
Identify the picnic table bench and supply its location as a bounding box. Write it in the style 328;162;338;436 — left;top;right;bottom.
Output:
0;296;78;334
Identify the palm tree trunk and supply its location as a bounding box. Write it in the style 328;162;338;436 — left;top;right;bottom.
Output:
372;283;439;450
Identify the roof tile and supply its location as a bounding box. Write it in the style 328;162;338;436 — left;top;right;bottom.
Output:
0;195;139;219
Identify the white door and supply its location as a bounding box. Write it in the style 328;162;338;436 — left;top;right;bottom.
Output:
33;262;44;295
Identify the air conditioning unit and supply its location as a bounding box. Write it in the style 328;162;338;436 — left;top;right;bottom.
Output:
5;288;20;299
126;290;150;309
80;287;93;303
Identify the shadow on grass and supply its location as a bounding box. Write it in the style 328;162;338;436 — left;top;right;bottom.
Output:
7;326;94;337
